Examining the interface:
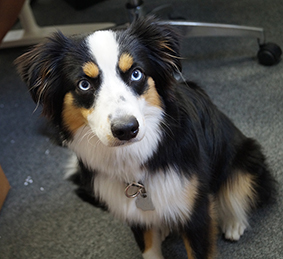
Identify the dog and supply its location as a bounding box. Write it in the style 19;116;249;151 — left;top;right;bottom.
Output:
15;17;275;259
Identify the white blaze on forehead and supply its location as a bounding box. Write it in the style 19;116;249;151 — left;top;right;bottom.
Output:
87;30;119;72
86;30;145;146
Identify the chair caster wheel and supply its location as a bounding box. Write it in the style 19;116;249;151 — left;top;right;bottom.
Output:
257;43;282;66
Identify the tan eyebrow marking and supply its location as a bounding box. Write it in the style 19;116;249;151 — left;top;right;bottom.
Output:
142;77;162;108
119;53;134;73
82;62;99;78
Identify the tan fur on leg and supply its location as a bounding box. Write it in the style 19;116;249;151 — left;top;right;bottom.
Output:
216;171;257;241
142;228;164;259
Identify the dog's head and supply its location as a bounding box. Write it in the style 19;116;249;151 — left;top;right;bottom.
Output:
15;17;181;147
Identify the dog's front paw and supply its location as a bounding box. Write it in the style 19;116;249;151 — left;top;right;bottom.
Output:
222;222;247;241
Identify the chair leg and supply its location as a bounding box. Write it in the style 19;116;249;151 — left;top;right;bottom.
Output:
159;20;265;45
159;20;282;65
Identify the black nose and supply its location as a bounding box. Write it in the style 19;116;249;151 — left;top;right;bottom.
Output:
111;116;139;141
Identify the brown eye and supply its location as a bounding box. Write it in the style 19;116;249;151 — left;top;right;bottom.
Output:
78;80;91;91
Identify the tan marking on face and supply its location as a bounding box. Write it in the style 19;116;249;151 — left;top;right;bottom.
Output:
119;53;134;72
143;229;153;252
82;62;99;78
62;92;92;133
143;77;162;108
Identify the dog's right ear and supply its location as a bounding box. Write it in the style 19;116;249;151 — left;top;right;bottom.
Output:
15;32;70;119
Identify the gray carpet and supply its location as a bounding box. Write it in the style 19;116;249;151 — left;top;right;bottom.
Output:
0;0;283;258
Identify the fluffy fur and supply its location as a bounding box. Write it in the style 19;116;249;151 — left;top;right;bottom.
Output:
15;17;275;259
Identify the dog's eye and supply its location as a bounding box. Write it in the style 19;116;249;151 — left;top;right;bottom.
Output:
131;69;143;81
78;80;91;91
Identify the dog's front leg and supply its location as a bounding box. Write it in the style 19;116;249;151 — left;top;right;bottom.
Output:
131;225;164;259
182;196;217;259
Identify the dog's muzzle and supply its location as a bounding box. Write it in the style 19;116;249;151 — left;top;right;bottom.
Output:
111;115;139;141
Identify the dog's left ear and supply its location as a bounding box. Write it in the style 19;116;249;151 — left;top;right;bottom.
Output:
128;16;182;75
15;32;71;120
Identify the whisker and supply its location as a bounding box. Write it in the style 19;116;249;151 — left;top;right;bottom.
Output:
86;132;98;147
76;125;90;146
76;125;100;149
160;118;175;141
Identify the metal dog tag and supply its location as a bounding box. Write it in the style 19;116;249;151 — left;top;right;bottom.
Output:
125;182;155;211
135;192;155;211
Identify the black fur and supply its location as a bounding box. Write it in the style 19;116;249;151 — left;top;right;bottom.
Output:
69;160;108;211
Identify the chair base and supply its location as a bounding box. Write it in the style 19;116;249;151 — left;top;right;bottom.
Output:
0;0;114;49
0;23;115;49
160;21;266;44
1;0;281;65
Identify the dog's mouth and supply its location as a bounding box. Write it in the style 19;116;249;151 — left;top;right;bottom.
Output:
107;136;142;147
104;130;145;147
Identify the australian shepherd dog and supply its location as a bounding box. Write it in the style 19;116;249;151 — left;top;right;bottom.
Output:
16;17;275;259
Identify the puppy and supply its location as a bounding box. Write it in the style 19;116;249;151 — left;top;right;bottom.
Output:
15;17;275;259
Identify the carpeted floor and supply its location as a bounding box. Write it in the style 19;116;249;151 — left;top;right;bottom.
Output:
0;0;282;258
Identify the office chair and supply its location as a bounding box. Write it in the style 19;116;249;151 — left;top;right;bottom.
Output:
1;0;281;66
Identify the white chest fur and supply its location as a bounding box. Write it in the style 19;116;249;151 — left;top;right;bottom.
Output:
68;126;198;227
92;168;197;227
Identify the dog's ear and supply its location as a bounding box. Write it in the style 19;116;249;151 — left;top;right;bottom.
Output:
15;32;70;119
127;16;182;75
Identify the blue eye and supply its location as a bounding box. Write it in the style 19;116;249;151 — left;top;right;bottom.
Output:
131;69;143;81
78;80;91;91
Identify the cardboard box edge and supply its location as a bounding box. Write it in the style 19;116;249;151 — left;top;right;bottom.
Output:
0;165;11;211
